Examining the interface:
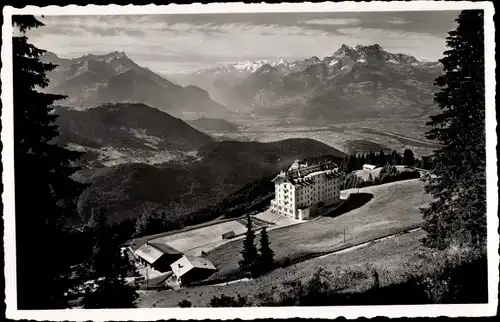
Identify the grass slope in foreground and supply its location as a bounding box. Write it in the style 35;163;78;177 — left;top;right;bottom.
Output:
205;179;432;280
138;229;428;307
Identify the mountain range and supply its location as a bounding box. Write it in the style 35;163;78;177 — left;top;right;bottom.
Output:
41;51;230;120
169;44;443;121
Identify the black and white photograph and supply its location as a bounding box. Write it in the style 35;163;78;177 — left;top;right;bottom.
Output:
2;1;497;320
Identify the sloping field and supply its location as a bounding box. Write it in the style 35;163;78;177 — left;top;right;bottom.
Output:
149;218;268;254
138;229;429;307
206;179;432;279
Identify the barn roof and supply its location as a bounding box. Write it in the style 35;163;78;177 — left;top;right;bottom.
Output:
134;242;182;264
148;242;182;255
171;255;216;278
134;244;164;264
186;255;216;270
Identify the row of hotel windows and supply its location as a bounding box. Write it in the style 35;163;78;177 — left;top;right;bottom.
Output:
277;181;340;202
279;187;339;201
277;193;338;207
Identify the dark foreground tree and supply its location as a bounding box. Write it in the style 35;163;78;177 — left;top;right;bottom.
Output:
403;149;416;167
421;10;486;249
13;16;85;309
378;149;386;166
82;208;138;308
257;227;275;275
239;214;259;276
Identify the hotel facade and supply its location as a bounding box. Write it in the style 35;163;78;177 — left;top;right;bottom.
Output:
270;160;343;220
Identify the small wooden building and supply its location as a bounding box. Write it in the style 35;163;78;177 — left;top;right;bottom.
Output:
362;164;377;171
221;230;236;240
170;255;217;286
134;241;183;273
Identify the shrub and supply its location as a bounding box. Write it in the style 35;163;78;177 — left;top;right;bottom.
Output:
178;300;192;308
209;294;248;307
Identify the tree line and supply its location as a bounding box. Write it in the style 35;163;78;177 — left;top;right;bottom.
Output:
342;163;421;190
339;148;434;174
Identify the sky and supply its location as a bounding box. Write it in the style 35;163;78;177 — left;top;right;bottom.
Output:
26;11;461;74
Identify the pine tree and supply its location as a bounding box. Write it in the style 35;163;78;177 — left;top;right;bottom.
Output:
239;214;259;276
421;10;486;249
403;149;416;167
339;156;349;173
12;15;85;309
82;208;138;308
257;227;275;275
346;154;360;172
378;149;386;166
395;150;403;165
368;150;376;164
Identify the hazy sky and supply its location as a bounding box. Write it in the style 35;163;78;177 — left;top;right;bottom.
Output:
27;11;460;74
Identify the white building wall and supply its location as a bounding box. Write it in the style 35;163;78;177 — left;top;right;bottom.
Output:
271;169;342;219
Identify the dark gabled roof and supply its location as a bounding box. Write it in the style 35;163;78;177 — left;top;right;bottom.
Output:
149;242;182;255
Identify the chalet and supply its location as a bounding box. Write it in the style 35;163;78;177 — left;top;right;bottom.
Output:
133;241;183;273
362;164;377;171
170;255;217;286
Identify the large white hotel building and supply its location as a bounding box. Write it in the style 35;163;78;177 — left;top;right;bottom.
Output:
270;160;343;220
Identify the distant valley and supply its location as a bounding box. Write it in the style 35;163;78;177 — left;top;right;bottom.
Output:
75;138;345;224
53;103;214;167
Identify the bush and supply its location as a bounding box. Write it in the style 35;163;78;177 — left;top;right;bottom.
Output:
209;294;248;307
411;246;487;303
178;300;192;308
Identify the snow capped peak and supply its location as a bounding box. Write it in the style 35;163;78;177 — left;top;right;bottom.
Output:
306;56;321;64
233;60;270;72
204;58;291;74
356;44;384;52
104;51;127;63
255;63;274;73
334;44;356;56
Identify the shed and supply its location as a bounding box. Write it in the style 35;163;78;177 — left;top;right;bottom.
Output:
221;230;236;239
170;255;217;286
134;241;183;273
362;164;377;171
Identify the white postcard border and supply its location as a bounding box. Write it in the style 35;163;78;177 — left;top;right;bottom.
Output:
2;1;497;320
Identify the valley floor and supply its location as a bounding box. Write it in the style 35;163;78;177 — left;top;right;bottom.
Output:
137;179;433;307
222;118;439;158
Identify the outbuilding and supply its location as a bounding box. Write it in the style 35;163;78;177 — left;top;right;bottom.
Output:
362;164;377;171
133;241;183;273
170;255;217;286
221;230;236;239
